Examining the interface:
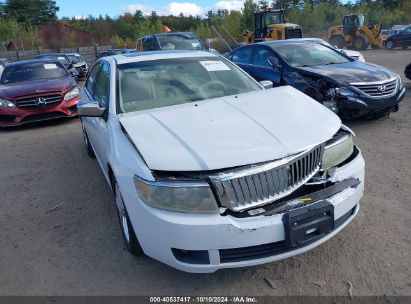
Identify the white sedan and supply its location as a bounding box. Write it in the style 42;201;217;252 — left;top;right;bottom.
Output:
298;38;366;62
78;50;365;273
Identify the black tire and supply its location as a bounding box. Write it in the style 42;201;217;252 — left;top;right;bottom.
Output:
329;35;345;49
354;35;369;50
114;181;143;255
386;40;395;49
81;121;95;158
401;46;408;49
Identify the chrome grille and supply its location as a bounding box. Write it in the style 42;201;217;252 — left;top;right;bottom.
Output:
210;145;324;212
14;94;62;108
350;78;398;97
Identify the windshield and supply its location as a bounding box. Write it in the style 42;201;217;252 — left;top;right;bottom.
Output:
271;43;351;67
67;54;83;63
358;14;365;27
39;55;70;65
1;62;68;84
117;57;261;113
264;12;284;25
156;34;204;50
112;49;125;55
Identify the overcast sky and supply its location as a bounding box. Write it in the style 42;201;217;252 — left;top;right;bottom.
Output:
57;0;248;18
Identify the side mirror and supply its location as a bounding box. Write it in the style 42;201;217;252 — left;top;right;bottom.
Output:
268;57;282;70
78;102;105;117
259;80;273;89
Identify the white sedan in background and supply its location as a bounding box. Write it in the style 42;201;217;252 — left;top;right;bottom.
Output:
300;38;366;62
78;50;364;273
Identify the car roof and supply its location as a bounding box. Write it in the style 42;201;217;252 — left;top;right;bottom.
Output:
36;53;68;57
109;50;218;65
65;53;81;56
6;59;61;67
258;39;321;46
153;32;198;37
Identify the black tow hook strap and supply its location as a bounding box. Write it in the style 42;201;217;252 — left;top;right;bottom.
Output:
262;178;361;216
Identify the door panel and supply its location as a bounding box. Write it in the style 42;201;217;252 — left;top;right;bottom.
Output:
84;62;111;174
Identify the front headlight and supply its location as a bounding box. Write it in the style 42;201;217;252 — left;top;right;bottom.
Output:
64;87;80;100
336;87;356;97
398;76;403;89
322;132;354;170
134;176;219;213
0;98;16;108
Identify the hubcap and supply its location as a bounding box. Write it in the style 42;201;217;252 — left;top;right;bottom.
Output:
115;184;130;243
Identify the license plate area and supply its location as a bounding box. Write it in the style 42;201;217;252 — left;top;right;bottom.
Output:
282;200;334;247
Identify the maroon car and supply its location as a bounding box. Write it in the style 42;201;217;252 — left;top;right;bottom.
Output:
0;59;80;126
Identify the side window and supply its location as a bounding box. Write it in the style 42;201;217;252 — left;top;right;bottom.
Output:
150;37;159;50
136;39;143;51
232;47;252;64
85;63;101;95
252;47;273;68
142;37;151;51
93;63;110;108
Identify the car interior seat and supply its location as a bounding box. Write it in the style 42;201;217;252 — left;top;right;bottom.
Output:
120;72;154;111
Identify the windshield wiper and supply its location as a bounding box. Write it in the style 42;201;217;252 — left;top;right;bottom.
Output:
323;61;339;65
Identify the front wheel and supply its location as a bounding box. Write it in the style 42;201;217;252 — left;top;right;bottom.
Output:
329;35;345;49
386;40;395;49
114;181;143;255
81;121;95;158
354;35;369;50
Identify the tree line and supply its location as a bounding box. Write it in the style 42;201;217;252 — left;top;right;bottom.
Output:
0;0;410;49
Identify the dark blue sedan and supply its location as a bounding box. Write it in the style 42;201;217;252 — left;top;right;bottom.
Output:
226;40;406;118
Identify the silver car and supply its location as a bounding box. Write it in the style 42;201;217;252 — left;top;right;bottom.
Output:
66;53;88;79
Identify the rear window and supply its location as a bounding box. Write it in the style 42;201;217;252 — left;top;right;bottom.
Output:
67;54;84;63
38;55;70;65
156;33;204;50
1;62;68;84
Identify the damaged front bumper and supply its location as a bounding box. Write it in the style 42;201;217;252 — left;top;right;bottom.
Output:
339;87;406;117
123;147;364;273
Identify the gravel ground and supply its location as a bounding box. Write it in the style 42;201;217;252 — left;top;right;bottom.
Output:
0;49;410;296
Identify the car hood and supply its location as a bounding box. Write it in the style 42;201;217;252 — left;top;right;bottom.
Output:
296;61;396;84
119;87;341;171
0;77;75;100
341;49;361;57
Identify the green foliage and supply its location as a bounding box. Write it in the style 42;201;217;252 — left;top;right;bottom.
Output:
242;0;258;31
0;18;20;43
0;17;41;50
258;0;270;10
0;0;59;27
1;0;411;48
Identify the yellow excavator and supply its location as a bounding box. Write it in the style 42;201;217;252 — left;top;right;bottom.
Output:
243;9;302;44
327;14;383;50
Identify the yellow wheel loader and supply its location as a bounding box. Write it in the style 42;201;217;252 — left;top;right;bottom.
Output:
327;14;383;50
243;9;302;44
